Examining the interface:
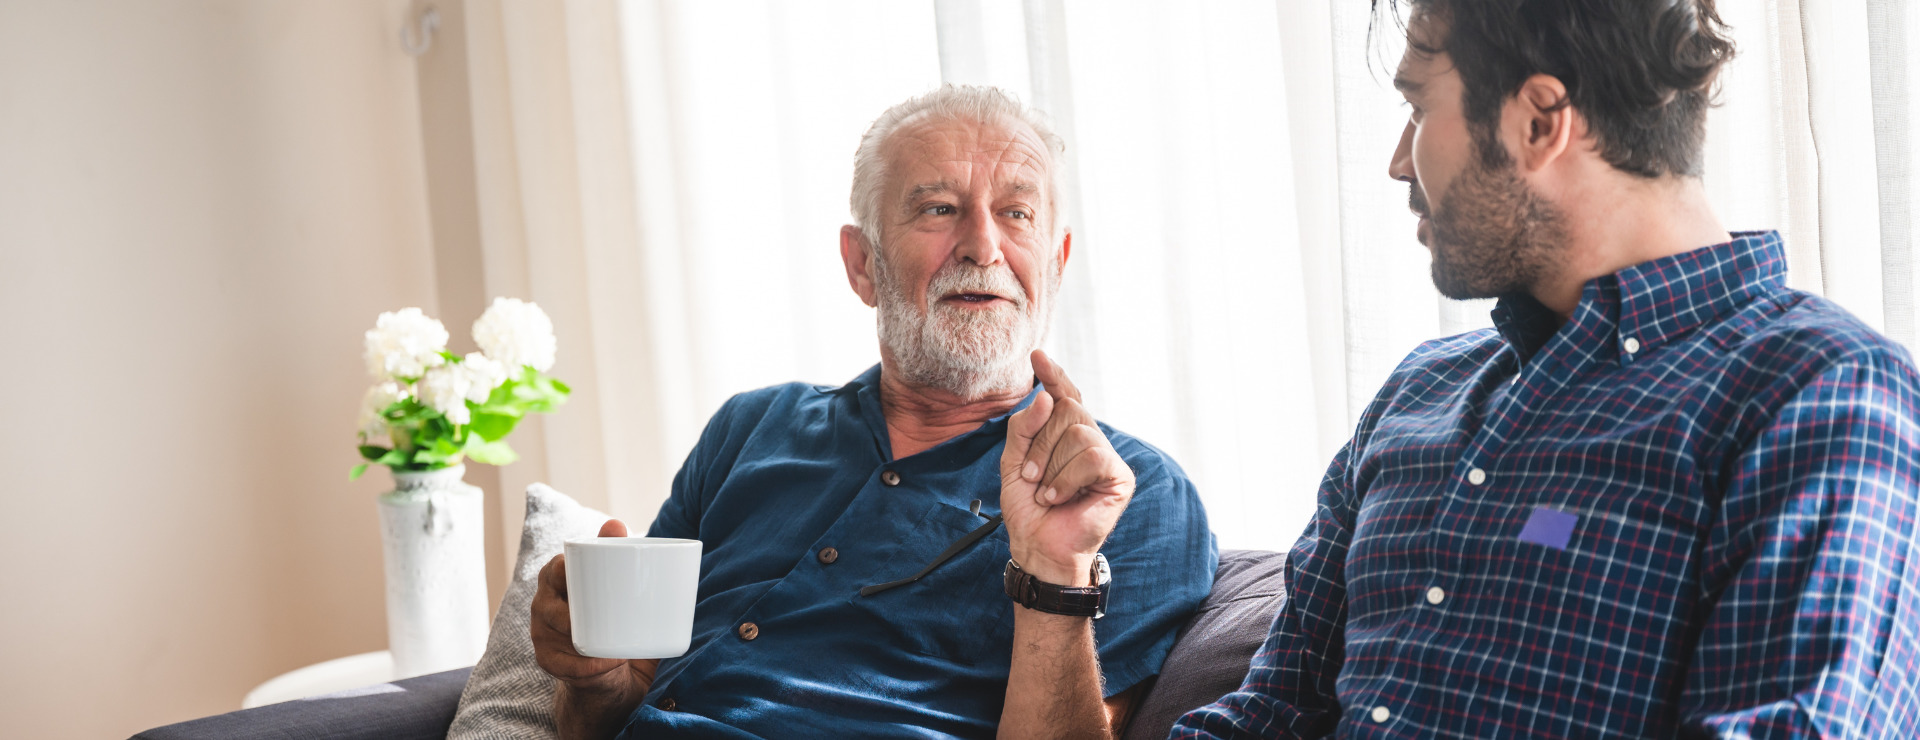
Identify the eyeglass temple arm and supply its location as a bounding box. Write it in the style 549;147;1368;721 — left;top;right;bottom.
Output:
858;502;1001;597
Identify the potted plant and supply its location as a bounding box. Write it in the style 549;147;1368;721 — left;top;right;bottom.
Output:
354;298;569;678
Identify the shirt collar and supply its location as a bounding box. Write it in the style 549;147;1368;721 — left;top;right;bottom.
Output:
831;363;1044;459
1492;230;1788;366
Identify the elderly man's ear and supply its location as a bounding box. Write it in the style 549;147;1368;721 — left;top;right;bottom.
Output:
840;225;880;308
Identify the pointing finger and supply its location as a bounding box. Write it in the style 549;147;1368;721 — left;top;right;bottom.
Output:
1031;350;1083;404
1023;396;1095;483
1002;390;1055;481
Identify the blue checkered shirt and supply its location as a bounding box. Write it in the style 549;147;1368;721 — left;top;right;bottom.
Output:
1172;232;1920;739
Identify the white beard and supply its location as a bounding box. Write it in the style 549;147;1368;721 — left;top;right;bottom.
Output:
873;251;1056;401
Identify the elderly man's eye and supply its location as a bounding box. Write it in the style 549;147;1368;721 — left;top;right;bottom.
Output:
922;204;955;216
1004;210;1030;220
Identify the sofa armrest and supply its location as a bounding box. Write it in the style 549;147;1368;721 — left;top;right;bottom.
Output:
130;667;472;740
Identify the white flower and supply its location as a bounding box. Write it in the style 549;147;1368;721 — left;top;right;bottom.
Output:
459;352;508;404
358;381;410;440
473;297;557;372
364;308;450;380
417;364;474;425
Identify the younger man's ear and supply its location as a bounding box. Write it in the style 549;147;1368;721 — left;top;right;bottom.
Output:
840;225;879;308
1509;73;1575;173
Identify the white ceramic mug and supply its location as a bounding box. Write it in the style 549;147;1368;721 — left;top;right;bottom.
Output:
563;537;702;659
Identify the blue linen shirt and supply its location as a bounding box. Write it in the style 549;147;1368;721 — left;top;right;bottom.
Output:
618;365;1217;739
1174;232;1920;738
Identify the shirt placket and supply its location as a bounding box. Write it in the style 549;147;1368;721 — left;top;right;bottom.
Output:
1374;350;1553;731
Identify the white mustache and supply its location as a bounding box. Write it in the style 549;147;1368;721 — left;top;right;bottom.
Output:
927;265;1026;308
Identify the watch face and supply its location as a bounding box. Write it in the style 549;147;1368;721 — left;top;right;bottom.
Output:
1092;552;1111;587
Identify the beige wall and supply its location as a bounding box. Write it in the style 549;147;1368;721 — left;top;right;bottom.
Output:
0;1;449;736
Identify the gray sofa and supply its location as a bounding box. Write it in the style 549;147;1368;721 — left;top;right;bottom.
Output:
133;549;1285;740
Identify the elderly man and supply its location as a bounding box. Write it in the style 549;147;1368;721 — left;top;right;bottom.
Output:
1175;1;1920;738
532;85;1215;738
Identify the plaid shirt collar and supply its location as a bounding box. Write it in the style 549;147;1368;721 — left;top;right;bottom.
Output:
1492;230;1788;367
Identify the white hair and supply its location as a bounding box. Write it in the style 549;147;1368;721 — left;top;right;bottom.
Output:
848;84;1069;250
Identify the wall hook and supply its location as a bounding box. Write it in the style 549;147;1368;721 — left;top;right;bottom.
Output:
402;6;439;57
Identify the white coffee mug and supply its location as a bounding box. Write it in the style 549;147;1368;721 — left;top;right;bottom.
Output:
563;537;702;659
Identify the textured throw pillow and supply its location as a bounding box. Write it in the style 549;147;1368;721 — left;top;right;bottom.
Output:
447;483;611;740
1121;548;1290;740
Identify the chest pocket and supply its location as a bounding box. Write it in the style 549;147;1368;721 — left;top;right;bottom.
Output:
851;502;1014;667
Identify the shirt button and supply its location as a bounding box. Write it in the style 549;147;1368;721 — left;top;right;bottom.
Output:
1623;337;1642;354
738;622;759;641
880;470;902;486
817;546;839;564
1371;706;1391;723
657;697;677;712
1426;586;1446;605
1467;467;1487;486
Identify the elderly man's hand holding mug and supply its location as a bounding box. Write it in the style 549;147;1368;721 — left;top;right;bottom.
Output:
532;520;698;739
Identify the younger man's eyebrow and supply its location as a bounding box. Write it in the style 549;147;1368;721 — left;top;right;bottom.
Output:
1393;74;1424;94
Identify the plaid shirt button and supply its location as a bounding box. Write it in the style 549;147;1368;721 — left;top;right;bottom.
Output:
1467;467;1487;486
1371;706;1391;723
1426;586;1445;605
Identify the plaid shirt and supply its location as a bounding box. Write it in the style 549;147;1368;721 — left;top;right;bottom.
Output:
1172;232;1920;739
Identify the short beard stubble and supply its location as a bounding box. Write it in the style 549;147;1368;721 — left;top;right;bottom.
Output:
871;245;1057;401
1415;129;1571;300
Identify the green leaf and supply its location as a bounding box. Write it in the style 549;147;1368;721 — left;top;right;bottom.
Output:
376;448;411;466
428;435;463;456
358;445;389;461
414;447;460;466
469;411;520;442
465;438;519;466
550;378;571;396
348;463;370;481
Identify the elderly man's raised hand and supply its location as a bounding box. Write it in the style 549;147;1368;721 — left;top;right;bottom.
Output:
999;350;1135;587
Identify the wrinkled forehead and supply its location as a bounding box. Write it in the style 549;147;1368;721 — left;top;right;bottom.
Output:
881;115;1053;197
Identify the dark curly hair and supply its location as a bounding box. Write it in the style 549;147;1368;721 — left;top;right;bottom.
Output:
1375;0;1737;178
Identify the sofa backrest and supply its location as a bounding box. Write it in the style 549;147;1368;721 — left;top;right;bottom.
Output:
1122;548;1288;740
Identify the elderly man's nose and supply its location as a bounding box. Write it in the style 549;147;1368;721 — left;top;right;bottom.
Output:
952;209;1006;265
1389;120;1416;183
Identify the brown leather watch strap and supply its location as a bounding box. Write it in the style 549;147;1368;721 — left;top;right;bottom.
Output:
1003;554;1109;619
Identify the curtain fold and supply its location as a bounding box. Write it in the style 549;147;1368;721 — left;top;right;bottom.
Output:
1869;0;1918;347
470;0;1920;550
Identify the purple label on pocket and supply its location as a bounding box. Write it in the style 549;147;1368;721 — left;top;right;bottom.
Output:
1518;506;1578;550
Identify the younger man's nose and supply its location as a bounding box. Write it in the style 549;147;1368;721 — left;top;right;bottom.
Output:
1389;120;1416;183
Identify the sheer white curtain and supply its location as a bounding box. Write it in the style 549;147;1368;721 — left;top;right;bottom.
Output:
573;0;1920;551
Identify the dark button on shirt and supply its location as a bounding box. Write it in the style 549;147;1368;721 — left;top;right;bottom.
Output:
880;469;902;486
1175;232;1920;738
815;547;837;564
618;365;1215;739
736;622;758;641
657;698;676;712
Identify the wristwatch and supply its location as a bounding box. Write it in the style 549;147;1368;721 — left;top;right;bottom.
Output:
1003;553;1110;619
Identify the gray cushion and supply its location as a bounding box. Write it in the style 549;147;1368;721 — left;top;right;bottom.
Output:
130;666;473;740
446;484;611;740
1122;548;1288;740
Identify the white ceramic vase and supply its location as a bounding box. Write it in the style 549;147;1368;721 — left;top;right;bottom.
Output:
377;464;489;679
